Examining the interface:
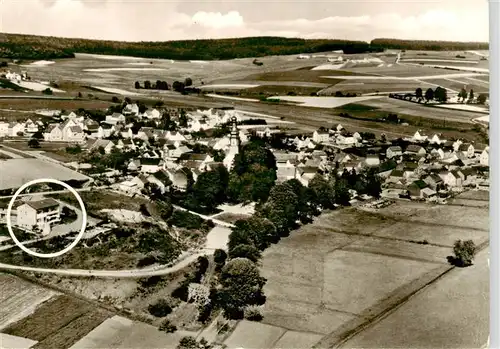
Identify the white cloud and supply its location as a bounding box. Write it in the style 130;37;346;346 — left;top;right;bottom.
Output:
192;11;244;29
0;0;489;42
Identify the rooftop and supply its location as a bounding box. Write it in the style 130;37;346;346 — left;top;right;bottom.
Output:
23;198;59;210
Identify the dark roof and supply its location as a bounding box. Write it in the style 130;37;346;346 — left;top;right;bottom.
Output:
23;198;59;211
152;170;171;182
458;143;473;151
140;158;162;166
406;144;423;153
410;180;428;189
390;169;404;177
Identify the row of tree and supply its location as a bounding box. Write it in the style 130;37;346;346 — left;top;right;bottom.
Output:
412;87;487;104
134;77;193;92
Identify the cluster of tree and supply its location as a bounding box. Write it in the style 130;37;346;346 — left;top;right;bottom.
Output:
227;140;277;203
148;298;173;317
136;223;181;264
65;144;82;154
135;80;169;90
176;336;212;349
168;210;214;232
0;34;375;60
83;147;139;173
42;88;53;95
183;165;229;212
0;61;8;67
370;38;488;51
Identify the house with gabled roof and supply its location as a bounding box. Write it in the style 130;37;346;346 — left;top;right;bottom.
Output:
410;130;428;142
295;167;318;186
457;168;478;186
457;143;475;158
0;121;9;137
423;173;444;190
313;129;330;144
480;147;489;166
386;146;403;159
87;139;114;154
439;170;462;187
405;144;426;156
139;158;164;173
9;122;25;137
123;103;139;116
407;180;429;199
429;134;446;145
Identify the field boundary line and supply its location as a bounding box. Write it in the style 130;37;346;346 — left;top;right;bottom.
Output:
339;247;448;265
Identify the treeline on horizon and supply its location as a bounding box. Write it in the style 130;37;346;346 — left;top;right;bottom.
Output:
0;33;489;61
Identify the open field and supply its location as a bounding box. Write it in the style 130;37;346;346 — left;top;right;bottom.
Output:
340;248;489;349
0;98;113;113
0;158;90;191
69;315;185;349
0;273;59;330
267;96;383;108
5;140;83;163
256;196;488;347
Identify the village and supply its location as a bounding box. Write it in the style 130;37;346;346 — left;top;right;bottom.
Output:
0;98;490;209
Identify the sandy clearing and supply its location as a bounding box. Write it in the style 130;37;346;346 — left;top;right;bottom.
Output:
404;63;489;73
124;62;154;66
13;81;65;93
199;84;260;89
272;330;324;349
467;50;489;58
266;95;382;108
190;60;209;64
90;86;142;96
435;104;489;113
25;60;56;67
83;68;168;72
74;53;147;60
401;59;478;64
321;73;486;80
204;226;231;251
312;64;345;71
100;209;145;223
205;94;259;102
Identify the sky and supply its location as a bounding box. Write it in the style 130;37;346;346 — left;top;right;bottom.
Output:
0;0;490;42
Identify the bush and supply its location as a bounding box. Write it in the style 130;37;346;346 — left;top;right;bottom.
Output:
197;303;213;324
171;283;189;301
159;319;177;333
42;87;53;95
137;255;157;268
244;307;263;321
148;298;173;317
168;210;205;230
450;239;477;267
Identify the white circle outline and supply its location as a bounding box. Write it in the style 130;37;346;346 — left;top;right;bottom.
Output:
6;178;87;258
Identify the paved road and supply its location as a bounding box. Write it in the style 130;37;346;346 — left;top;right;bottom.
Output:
0;249;210;278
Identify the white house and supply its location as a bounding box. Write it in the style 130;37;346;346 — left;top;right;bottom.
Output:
123;103;139;116
386;146;403;159
105;113;126;125
405;144;426;156
429;134;445;145
0;121;9;136
457;143;475;158
143;109;161;120
44;124;63;141
140;158;164;173
88;139;114;154
24;119;39;133
16;199;61;235
439;171;462;187
312;130;330;144
365;154;380;167
9;122;24;137
411;130;428;142
480;147;489;166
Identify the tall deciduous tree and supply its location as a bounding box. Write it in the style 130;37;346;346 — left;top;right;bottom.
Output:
424;88;434;102
218;258;266;315
415;88;423;100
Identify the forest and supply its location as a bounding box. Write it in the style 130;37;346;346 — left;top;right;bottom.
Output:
0;33;489;60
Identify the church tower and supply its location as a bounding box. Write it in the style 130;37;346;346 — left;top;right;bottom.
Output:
224;116;241;169
229;116;240;150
